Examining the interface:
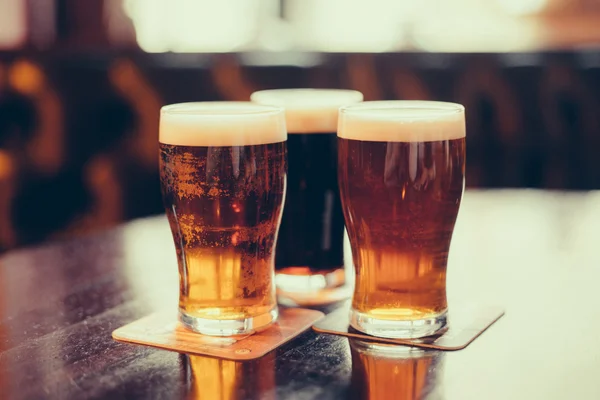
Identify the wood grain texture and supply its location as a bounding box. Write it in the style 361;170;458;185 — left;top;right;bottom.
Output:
1;190;600;399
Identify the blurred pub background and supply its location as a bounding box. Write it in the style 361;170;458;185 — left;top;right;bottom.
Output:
0;0;599;250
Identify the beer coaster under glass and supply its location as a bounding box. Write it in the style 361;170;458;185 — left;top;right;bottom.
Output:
112;308;324;361
312;304;504;351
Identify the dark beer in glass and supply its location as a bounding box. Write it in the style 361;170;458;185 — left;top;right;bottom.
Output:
251;89;363;305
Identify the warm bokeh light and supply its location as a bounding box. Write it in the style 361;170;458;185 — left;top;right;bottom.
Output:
412;14;544;52
117;0;600;53
0;151;15;180
124;0;261;52
3;0;600;52
0;0;27;49
287;0;414;52
496;0;548;15
8;60;45;95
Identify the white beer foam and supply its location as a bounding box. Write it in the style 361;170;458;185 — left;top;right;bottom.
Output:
338;101;466;143
251;89;363;133
160;102;286;146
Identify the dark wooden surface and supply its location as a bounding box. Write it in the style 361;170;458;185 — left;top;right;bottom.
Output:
1;190;600;400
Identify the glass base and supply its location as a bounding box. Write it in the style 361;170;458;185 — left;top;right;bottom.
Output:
349;309;447;339
179;306;278;336
275;266;345;293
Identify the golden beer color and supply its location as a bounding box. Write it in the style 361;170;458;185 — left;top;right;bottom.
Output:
339;137;465;319
160;143;286;321
159;102;286;335
338;101;465;338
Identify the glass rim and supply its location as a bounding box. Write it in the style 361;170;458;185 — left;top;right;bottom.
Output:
251;88;364;107
159;101;287;146
337;100;465;142
339;100;464;120
161;101;284;118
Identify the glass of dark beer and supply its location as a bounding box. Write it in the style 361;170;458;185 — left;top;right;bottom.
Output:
159;102;287;335
251;89;363;304
338;101;465;338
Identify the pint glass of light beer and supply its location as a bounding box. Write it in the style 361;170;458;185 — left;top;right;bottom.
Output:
251;89;363;300
338;101;465;338
159;102;287;335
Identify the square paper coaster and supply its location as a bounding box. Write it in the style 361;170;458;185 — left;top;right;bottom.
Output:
312;304;504;351
112;308;324;361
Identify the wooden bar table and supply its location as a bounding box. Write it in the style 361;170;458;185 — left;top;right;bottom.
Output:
1;190;599;399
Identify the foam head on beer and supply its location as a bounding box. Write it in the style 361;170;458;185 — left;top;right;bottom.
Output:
159;101;287;335
160;102;287;146
338;101;465;142
251;89;363;133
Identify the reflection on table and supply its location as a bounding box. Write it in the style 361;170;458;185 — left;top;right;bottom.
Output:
185;353;275;400
350;340;444;400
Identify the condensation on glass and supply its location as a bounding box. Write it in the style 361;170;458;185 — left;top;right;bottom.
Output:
159;102;287;335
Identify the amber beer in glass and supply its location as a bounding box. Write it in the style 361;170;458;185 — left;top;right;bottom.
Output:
338;101;465;338
251;89;363;301
159;102;287;335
